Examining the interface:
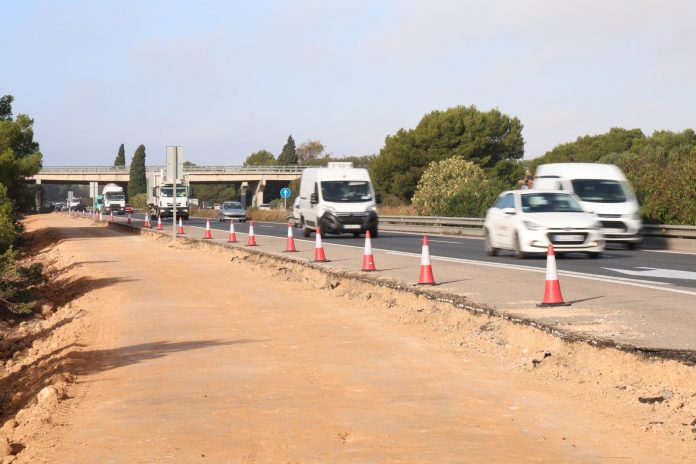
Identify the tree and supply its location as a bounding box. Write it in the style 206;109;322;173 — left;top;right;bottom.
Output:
128;145;147;198
0;95;43;213
243;150;276;166
411;157;504;217
371;105;524;201
296;140;324;165
114;143;126;166
530;127;645;170
276;135;298;165
0;95;13;120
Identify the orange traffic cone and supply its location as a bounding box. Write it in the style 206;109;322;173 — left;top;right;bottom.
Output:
227;219;237;242
313;227;328;262
127;213;132;224
361;230;376;271
537;244;570;307
247;221;258;246
177;217;185;234
285;223;297;252
203;218;212;239
156;215;163;230
144;213;151;228
418;235;436;285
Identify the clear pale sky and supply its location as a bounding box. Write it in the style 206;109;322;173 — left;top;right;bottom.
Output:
4;1;695;166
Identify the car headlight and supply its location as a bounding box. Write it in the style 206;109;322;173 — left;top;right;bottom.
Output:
322;206;336;215
522;220;543;231
366;205;377;213
591;221;602;230
628;212;641;220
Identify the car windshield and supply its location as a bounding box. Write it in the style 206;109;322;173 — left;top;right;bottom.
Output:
223;202;242;209
521;193;584;213
571;179;628;203
161;186;188;197
320;181;372;202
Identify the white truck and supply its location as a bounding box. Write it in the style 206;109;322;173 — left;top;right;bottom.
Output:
101;183;126;215
67;197;83;211
146;171;190;220
298;162;381;238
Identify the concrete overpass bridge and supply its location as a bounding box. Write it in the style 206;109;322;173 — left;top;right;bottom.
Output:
28;165;304;208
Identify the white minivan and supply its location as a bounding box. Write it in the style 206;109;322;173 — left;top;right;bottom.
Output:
533;163;642;248
298;162;380;237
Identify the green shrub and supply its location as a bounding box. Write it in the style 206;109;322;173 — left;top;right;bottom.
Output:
129;193;147;209
412;157;505;217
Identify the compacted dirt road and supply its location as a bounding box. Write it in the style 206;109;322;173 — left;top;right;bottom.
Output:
6;214;694;463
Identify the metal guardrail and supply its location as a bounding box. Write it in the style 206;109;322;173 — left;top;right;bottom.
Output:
37;165;305;174
380;215;696;240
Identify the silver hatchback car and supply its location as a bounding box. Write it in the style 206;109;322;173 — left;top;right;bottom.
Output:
219;201;247;222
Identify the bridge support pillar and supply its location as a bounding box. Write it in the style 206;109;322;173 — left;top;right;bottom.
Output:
240;182;249;208
254;177;266;207
34;179;42;212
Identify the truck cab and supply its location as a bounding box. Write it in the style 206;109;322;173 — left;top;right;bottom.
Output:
146;171;190;220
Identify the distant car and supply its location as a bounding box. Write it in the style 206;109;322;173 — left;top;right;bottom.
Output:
213;203;221;210
483;190;605;258
258;203;271;210
124;204;135;214
219;201;247;222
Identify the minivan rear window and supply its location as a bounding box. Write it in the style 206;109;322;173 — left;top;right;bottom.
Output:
571;179;627;203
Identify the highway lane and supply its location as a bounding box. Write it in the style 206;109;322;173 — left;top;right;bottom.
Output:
110;214;696;291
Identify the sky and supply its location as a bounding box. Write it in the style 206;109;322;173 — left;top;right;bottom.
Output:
3;0;696;166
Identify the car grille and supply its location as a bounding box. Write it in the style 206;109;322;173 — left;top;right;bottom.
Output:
546;231;589;245
334;212;368;225
600;220;627;231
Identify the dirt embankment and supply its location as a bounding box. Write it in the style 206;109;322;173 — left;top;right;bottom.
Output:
0;214;695;463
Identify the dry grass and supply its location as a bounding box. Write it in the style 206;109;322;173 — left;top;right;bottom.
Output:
378;205;416;216
248;209;289;223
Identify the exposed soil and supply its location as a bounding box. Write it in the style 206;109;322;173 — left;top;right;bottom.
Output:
0;213;694;463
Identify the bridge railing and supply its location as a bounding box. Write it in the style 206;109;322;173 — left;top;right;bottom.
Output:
37;165;305;174
379;215;696;240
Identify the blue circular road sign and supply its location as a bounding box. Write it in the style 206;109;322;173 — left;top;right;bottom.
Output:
280;187;292;199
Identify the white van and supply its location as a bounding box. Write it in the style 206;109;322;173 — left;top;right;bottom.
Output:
298;162;380;237
533;163;642;248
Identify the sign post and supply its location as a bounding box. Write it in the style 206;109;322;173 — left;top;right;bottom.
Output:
89;182;98;216
166;146;184;240
280;187;291;211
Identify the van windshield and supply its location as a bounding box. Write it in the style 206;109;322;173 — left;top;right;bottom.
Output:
521;193;584;213
571;179;627;203
105;193;124;201
320;181;372;202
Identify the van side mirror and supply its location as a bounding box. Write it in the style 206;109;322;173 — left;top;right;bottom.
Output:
503;207;516;215
310;193;318;204
375;192;382;204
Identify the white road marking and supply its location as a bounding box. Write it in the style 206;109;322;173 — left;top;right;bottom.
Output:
603;267;696;281
385;251;696;296
118;218;696;296
428;239;466;244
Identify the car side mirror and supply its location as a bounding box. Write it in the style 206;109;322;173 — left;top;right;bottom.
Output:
503;207;516;215
375;192;382;204
310;193;318;204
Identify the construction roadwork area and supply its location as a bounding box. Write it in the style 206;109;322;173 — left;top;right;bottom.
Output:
3;214;696;463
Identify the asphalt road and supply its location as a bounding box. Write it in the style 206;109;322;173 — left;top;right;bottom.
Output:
103;213;696;291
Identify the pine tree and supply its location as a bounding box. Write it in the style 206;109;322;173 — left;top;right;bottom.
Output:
114;143;126;166
128;145;147;198
277;135;298;165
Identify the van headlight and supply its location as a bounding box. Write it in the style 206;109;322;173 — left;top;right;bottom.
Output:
366;205;377;213
592;221;602;230
322;206;335;215
522;220;543;231
628;212;641;220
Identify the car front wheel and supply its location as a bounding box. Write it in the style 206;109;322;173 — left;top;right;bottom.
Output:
484;229;498;256
513;232;526;259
